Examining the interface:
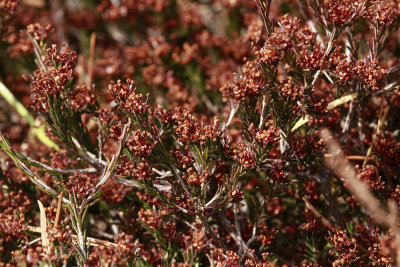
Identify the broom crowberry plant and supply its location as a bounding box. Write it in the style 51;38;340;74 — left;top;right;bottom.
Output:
1;0;400;266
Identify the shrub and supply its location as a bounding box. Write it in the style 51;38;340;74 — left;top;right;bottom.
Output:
0;0;400;265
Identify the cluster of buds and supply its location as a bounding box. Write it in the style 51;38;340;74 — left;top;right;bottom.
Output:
127;129;157;158
70;85;95;111
365;0;396;26
278;77;304;102
233;143;256;169
27;23;52;43
355;59;387;92
328;228;358;266
220;60;264;101
31;44;77;111
325;0;366;27
63;173;97;200
183;167;210;186
0;0;20;13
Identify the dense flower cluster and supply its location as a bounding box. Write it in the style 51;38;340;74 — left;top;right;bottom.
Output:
0;0;19;14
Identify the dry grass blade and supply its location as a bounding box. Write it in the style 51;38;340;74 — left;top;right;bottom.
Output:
326;93;358;110
22;0;45;7
292;116;310;132
292;93;358;132
26;226;118;247
37;200;50;251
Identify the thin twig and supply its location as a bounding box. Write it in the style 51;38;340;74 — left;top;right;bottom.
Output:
23;155;97;174
258;95;267;129
86;119;131;203
172;166;194;199
71;137;105;170
363;104;388;167
69;194;87;260
88;32;96;90
221;100;239;133
342;100;354;134
233;204;244;256
358;107;366;152
324;154;375;163
218;213;258;261
310;28;337;87
153;168;172;178
372;81;399;96
303;197;334;229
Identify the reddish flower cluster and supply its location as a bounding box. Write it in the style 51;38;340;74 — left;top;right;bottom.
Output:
365;0;396;26
63;173;97;200
115;157;152;181
0;190;30;248
254;120;279;145
27;23;52;43
0;0;19;13
328;228;358;266
278;77;304;102
220;60;264;101
127;129;157;158
373;131;400;166
355;59;388;92
89;233;140;266
233;142;256;169
70;85;95;111
31;45;78;111
356;164;385;191
108;79;150;114
325;0;365;27
210;249;240;267
184;166;210;186
173;110;219;144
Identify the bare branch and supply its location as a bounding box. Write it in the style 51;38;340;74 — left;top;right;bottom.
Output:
86;119;131;203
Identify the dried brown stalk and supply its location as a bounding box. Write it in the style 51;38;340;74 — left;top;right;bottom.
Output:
320;129;400;266
26;226;119;247
54;191;64;228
